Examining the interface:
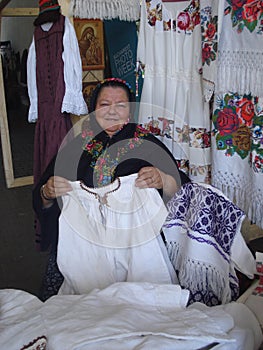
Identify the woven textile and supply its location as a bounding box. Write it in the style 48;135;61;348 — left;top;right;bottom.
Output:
70;0;140;21
162;182;256;306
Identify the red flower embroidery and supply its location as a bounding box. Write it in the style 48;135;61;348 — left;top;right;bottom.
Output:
239;99;255;123
202;133;211;147
217;108;239;136
206;23;216;40
193;12;200;26
243;0;262;23
177;12;190;31
202;43;212;63
231;0;247;11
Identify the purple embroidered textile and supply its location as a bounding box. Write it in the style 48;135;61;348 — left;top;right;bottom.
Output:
163;182;246;306
165;182;244;257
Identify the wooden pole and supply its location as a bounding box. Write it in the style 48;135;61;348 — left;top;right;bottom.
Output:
1;8;38;17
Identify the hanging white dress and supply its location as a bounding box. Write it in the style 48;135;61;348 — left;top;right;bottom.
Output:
137;0;211;183
57;174;177;294
211;1;263;229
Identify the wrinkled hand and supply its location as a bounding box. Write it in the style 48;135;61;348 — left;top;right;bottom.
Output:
135;167;163;189
43;176;72;200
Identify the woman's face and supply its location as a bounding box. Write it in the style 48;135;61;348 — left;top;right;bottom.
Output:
95;86;130;137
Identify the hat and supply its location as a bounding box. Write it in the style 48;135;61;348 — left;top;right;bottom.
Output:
34;0;61;26
39;0;60;14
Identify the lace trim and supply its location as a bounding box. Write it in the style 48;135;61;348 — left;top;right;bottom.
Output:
70;0;140;21
145;65;201;83
203;78;215;102
62;90;89;116
216;50;263;96
212;170;263;230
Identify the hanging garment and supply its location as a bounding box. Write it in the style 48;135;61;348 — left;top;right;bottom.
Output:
162;182;256;306
57;174;178;294
137;0;213;183
27;14;88;185
27;15;88;122
70;0;140;21
211;1;263;229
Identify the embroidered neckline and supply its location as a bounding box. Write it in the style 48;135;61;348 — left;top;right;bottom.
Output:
79;177;121;207
80;178;121;225
81;124;150;185
146;0;200;33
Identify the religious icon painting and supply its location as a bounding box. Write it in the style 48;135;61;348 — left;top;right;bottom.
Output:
74;18;105;70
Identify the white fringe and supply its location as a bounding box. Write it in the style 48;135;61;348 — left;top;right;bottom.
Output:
216;50;263;96
70;0;140;21
212;178;263;230
180;259;231;304
166;241;232;304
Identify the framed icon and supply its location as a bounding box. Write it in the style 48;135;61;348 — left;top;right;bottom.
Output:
74;18;105;71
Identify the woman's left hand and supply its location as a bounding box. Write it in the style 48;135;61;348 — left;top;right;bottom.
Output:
135;167;163;189
135;166;178;197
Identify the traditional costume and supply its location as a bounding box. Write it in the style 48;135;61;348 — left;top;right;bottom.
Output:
27;0;87;185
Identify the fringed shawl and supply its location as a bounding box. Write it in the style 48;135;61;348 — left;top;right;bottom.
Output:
70;0;140;21
216;1;263;97
162;182;256;306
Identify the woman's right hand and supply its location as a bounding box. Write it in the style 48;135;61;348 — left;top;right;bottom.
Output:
41;176;72;206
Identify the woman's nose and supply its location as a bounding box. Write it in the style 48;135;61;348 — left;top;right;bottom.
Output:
108;104;117;114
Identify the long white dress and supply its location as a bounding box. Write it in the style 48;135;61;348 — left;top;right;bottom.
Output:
137;0;211;183
211;0;263;229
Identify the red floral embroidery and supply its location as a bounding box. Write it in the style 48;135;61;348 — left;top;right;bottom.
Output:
178;12;190;31
212;92;262;165
217;108;240;136
201;6;218;66
146;0;200;33
225;0;263;33
239;99;255;123
82;125;150;185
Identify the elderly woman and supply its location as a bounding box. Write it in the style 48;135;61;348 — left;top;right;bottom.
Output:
33;78;190;298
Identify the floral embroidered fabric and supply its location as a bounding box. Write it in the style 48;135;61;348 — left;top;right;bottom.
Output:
137;0;214;183
81;124;149;185
212;0;263;229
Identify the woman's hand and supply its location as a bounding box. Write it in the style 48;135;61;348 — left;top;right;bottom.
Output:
135;167;163;189
41;176;72;207
135;166;178;197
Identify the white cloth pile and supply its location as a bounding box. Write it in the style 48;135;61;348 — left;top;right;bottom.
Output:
0;282;262;350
